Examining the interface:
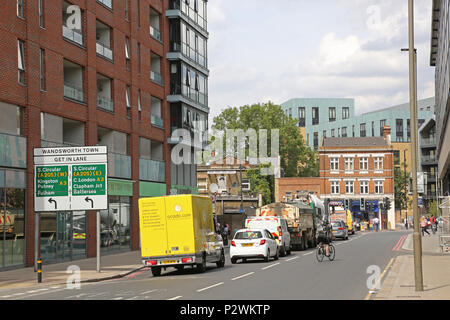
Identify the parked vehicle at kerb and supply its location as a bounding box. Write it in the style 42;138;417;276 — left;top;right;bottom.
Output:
230;229;279;263
138;195;225;277
245;216;291;256
256;201;316;251
331;220;348;240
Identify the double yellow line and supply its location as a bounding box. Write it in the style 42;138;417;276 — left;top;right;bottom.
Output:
364;257;395;300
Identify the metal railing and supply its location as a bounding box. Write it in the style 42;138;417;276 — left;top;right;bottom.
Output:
150;71;163;85
151;115;164;128
62;25;83;46
64;83;85;103
422;155;437;163
420;137;436;146
96;42;113;60
108;152;131;179
139;158;165;183
150;25;161;41
97;96;114;112
0;133;26;168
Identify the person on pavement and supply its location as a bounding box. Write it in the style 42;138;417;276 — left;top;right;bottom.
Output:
421;216;430;236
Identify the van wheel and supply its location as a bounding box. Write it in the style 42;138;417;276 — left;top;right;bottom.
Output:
231;257;237;264
151;266;162;277
197;255;206;273
216;250;225;268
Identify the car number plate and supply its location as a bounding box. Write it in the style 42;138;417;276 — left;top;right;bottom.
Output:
162;260;177;264
242;243;253;247
332;230;336;233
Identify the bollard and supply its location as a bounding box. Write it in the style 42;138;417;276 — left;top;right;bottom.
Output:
37;259;42;283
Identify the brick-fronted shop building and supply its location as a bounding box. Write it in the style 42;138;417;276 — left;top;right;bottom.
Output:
0;0;209;269
319;127;395;230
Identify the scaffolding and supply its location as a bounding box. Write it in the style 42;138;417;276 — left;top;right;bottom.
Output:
438;196;450;252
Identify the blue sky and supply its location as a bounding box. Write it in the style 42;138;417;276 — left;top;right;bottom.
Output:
207;0;435;120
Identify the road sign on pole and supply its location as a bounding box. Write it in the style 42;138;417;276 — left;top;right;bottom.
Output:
34;146;108;212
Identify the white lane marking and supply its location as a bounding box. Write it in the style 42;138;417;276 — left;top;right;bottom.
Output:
261;262;280;270
196;282;224;292
11;292;25;296
1;295;12;298
303;252;313;256
50;286;61;289
167;296;182;300
112;297;123;300
9;288;67;300
286;256;299;261
231;272;255;281
126;296;139;300
141;289;158;295
65;293;88;299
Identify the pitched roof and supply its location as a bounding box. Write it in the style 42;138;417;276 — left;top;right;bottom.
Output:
322;137;388;148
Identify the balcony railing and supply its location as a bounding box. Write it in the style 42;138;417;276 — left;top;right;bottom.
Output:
150;71;163;85
41;140;82;148
96;42;113;60
170;41;207;68
108;152;131;179
62;25;83;46
151;115;164;128
97;0;112;10
97;96;114;112
422;155;437;163
420;137;436;146
169;0;207;31
0;133;26;168
150;25;161;41
64;83;85;103
139;158;165;183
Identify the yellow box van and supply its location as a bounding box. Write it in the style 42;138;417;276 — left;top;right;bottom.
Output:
139;195;225;276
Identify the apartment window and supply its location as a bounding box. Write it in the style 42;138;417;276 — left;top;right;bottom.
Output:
39;0;44;27
18;40;26;85
331;181;340;195
342;107;349;119
329;107;336;122
137;0;140;27
125;0;129;21
418;119;425;128
97;0;113;10
359;157;368;171
126;85;131;118
360;123;366;137
360;181;369;194
323;130;327;139
374;181;384;194
374;157;383;170
342;127;347;138
40;48;45;91
380;119;386;136
137;42;141;73
407;119;411;142
352;125;355;137
330;157;339;171
138;90;142;121
372;121;375;137
394;150;400;166
344;157;354;172
17;0;24;19
125;36;130;70
331;129;335;137
312;107;319;125
345;181;354;194
298;107;306;127
338;128;340;137
313;132;319;150
396;119;404;142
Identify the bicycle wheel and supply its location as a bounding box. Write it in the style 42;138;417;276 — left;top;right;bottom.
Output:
328;244;336;261
316;246;324;262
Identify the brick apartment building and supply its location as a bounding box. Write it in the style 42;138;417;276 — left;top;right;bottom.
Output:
0;0;209;269
274;177;321;203
319;127;395;230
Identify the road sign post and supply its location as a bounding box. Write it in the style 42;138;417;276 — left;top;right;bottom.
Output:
34;146;108;272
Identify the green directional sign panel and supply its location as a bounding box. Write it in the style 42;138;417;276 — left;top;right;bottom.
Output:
35;165;69;197
72;164;106;196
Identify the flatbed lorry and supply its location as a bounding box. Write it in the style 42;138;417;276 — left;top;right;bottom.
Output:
138;195;225;276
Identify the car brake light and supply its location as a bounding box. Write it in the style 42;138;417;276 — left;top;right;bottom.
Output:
147;260;157;266
182;257;193;263
338;227;344;230
260;239;266;245
231;241;236;247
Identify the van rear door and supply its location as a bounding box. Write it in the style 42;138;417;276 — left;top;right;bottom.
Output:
139;197;168;257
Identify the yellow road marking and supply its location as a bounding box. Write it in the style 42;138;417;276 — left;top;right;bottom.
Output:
364;257;395;300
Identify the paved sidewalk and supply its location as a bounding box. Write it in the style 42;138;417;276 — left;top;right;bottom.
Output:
0;250;144;290
375;231;450;300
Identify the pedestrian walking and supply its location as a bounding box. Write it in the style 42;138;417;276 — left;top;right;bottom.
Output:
373;217;380;232
222;224;229;246
421;216;430;236
404;218;409;230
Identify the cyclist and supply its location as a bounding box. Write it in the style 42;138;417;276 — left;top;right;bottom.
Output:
317;220;333;256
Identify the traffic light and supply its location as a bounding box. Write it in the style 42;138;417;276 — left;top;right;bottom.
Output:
360;198;365;211
384;197;391;211
344;199;349;210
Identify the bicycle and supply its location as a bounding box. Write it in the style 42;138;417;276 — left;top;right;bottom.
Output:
316;242;335;262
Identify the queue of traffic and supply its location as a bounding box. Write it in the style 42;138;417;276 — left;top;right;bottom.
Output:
138;194;359;277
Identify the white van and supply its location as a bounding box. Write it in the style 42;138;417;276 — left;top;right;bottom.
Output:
245;217;291;256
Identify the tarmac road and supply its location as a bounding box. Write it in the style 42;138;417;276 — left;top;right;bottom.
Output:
0;230;410;300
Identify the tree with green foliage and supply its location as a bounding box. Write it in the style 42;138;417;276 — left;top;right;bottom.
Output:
394;166;408;215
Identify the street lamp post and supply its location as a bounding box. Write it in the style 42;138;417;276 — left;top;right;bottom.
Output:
407;0;424;292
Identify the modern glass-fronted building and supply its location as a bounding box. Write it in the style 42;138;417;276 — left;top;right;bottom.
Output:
281;97;435;151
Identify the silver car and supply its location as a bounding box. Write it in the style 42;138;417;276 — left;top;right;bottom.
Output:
331;220;349;240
